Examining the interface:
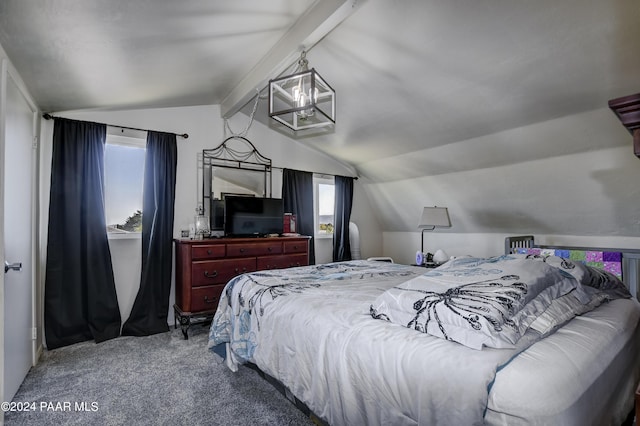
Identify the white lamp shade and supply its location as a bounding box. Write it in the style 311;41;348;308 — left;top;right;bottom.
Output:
418;207;451;230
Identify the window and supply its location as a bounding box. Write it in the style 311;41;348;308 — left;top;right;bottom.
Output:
104;129;146;237
314;175;335;237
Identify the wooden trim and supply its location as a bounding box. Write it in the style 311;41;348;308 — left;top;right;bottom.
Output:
608;93;640;159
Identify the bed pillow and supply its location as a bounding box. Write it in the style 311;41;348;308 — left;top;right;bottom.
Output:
528;287;608;336
516;254;631;299
370;255;592;350
564;262;630;299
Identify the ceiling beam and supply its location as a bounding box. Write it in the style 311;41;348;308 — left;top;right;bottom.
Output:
220;0;361;119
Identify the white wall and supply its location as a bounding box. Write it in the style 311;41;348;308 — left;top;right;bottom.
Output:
360;107;640;264
39;104;368;326
378;141;640;264
363;108;640;239
107;238;142;323
315;237;334;264
350;179;383;259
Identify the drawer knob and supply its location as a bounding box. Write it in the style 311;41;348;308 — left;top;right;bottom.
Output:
204;270;218;278
207;249;212;255
239;248;245;253
204;296;218;304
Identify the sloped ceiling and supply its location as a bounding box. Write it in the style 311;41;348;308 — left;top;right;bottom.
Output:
270;0;640;178
1;0;640;237
0;0;316;110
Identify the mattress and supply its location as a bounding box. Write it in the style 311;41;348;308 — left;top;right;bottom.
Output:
486;297;640;425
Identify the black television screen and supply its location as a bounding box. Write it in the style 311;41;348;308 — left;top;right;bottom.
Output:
224;196;283;237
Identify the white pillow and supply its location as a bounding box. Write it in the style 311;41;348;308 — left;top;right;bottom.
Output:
370;256;588;350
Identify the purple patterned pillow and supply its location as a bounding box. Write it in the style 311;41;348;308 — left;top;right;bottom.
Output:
517;254;630;299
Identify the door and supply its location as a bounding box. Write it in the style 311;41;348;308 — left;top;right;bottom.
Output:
1;61;36;406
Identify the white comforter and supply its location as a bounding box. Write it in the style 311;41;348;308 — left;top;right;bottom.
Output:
209;261;556;425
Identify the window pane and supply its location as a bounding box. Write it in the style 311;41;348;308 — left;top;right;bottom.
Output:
318;183;335;234
105;142;145;233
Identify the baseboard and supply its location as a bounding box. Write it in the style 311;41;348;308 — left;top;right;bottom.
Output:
33;342;43;366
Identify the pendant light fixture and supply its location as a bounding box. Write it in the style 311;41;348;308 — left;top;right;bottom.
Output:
269;51;336;131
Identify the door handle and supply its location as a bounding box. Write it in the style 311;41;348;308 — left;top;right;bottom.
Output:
4;261;22;274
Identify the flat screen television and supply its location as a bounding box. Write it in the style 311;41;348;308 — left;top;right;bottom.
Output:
224;196;284;237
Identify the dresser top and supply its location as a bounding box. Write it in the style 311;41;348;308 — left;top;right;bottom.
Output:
174;235;311;245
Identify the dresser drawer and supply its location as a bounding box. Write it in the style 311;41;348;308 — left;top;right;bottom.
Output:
227;242;283;257
257;253;308;270
192;258;256;287
284;253;309;268
192;244;226;260
190;285;225;312
283;240;307;254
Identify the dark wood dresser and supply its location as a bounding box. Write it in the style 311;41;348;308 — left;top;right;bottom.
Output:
173;236;310;338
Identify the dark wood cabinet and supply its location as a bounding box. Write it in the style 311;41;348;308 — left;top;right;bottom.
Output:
173;236;310;338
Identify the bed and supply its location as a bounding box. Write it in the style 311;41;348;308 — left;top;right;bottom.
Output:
208;236;640;425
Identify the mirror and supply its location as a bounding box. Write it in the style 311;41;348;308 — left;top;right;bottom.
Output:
205;167;268;199
200;136;272;229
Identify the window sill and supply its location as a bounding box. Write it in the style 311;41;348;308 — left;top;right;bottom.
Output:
107;232;142;240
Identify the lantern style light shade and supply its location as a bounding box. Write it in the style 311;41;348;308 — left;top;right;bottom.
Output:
418;207;451;253
194;214;210;239
269;52;336;131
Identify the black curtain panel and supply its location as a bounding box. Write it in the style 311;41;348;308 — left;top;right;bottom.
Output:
122;131;177;336
333;176;354;262
44;118;121;349
282;169;315;264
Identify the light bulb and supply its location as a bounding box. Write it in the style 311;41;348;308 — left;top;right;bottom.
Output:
294;78;316;119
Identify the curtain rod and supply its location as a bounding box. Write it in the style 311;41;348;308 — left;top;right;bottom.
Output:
42;113;189;139
271;165;358;180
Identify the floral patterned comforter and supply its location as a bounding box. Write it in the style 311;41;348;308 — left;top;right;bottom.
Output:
207;258;626;425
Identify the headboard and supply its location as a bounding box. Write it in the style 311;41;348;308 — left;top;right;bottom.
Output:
505;235;640;300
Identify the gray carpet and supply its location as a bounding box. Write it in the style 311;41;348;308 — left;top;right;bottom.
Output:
5;324;314;426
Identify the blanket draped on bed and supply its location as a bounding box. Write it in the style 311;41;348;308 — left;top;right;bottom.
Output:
208;259;622;425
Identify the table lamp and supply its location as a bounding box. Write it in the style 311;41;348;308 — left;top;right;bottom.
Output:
417;207;451;263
